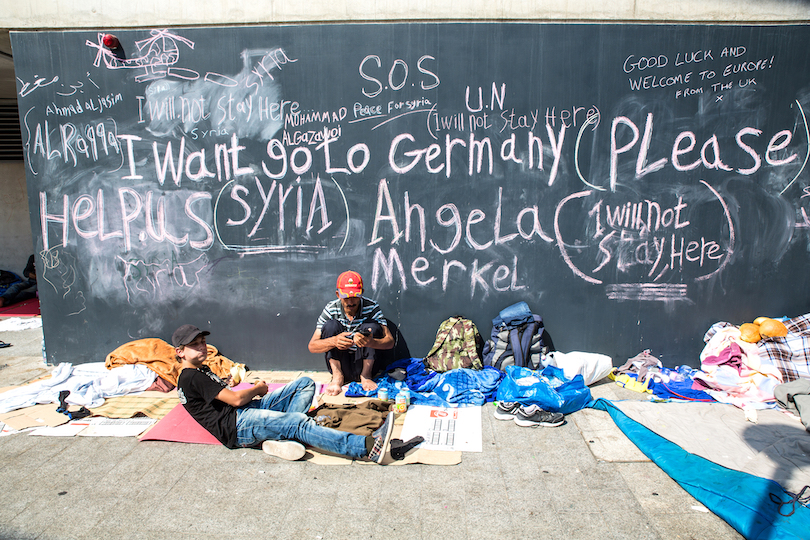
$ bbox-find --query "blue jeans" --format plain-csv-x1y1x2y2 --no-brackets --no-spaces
235,377,368,459
1,279,36,305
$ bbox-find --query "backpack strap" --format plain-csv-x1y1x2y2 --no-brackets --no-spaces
508,317,542,368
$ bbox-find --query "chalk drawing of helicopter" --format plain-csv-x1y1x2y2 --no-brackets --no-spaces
86,28,199,83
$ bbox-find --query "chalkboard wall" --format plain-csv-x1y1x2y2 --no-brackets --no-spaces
11,23,810,369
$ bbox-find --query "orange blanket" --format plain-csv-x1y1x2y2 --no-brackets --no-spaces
105,338,241,386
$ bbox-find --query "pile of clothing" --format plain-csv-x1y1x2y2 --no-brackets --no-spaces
609,313,810,415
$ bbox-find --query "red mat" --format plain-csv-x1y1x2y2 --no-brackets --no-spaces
139,403,222,445
0,298,40,317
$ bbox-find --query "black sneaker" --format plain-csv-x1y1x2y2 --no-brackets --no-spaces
513,405,565,427
493,401,521,420
368,411,395,464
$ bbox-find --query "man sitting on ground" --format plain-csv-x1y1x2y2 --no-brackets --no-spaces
173,324,396,462
308,271,395,396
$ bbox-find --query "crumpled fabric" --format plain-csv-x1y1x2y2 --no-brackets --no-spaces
608,371,652,394
615,349,662,383
694,324,783,409
774,379,810,431
345,357,503,407
0,317,43,332
646,366,715,402
0,362,157,413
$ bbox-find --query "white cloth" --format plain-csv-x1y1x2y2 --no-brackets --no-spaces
0,317,43,332
543,351,613,386
0,362,156,413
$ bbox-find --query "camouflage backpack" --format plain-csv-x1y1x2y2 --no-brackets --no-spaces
423,316,484,372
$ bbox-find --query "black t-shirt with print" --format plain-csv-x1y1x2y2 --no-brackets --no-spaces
177,365,237,448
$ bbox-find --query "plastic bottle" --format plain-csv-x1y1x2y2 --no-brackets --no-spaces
677,365,694,379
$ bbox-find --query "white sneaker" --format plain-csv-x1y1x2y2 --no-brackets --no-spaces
262,440,306,461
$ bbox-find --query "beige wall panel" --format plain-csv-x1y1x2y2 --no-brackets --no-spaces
2,0,808,28
0,161,33,273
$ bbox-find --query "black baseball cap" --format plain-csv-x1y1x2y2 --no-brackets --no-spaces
172,324,210,348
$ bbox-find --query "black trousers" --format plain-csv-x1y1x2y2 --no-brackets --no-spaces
320,319,385,381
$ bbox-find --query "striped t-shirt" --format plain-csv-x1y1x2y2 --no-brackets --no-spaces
316,296,387,333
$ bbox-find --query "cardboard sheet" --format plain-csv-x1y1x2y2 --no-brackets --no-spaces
305,419,462,466
0,403,68,430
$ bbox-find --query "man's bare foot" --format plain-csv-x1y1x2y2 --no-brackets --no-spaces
325,378,344,396
360,377,378,392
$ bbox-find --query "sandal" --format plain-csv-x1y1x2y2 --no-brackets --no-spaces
0,341,10,348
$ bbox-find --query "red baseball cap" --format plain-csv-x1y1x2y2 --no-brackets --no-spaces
337,271,363,298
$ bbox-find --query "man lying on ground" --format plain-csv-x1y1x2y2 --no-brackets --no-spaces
308,270,394,396
173,324,396,462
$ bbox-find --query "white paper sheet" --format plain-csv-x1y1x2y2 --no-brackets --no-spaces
78,417,155,437
0,421,17,436
400,405,482,452
29,420,91,437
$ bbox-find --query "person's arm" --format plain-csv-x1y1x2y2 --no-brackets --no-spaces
308,328,354,353
214,381,268,407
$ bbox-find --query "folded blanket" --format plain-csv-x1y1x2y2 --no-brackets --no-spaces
105,338,239,386
758,314,810,382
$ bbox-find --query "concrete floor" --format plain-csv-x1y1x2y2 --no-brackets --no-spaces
0,321,742,540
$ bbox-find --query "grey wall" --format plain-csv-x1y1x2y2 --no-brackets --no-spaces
0,161,32,274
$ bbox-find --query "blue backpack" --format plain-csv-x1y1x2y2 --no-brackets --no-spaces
482,301,546,371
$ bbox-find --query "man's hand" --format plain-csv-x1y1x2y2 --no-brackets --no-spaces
252,381,269,396
333,332,355,350
216,380,268,407
353,330,372,348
